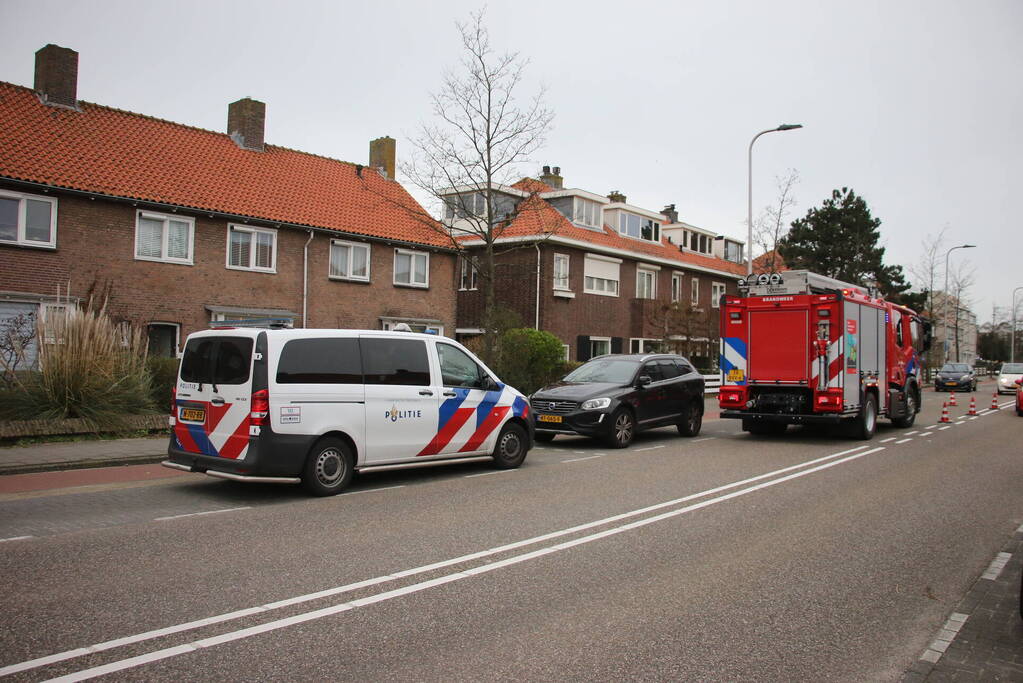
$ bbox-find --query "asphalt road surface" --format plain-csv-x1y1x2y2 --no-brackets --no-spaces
1,384,1019,681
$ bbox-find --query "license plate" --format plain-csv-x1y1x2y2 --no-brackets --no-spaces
538,414,562,423
180,407,205,422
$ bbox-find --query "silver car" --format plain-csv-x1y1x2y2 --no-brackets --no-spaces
998,363,1023,395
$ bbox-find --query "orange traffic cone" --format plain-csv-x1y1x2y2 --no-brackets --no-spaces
991,393,999,410
939,402,950,423
949,391,957,406
968,396,977,416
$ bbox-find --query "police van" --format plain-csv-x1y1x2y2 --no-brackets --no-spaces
163,328,533,495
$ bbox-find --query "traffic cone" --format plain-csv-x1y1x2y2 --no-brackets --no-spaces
991,393,999,410
949,391,957,406
939,402,950,423
968,396,977,416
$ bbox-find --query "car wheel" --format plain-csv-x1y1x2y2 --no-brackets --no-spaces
302,437,354,496
852,393,877,440
605,408,635,448
892,388,917,428
491,423,528,469
677,400,703,437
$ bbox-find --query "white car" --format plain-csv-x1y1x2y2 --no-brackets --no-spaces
997,363,1023,395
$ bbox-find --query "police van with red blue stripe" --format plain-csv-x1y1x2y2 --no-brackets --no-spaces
163,327,532,495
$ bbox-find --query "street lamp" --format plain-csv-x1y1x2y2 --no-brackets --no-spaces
941,244,976,363
748,124,803,276
1011,285,1023,363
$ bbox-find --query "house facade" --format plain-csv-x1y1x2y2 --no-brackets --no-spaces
449,167,746,369
0,45,456,363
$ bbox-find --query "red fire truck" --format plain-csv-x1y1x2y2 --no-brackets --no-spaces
718,271,932,439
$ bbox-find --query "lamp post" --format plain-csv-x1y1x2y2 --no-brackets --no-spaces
1011,285,1023,363
941,244,976,363
747,124,803,276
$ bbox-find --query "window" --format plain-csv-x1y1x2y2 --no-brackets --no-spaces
590,337,611,358
460,256,478,291
724,241,743,263
135,211,193,264
394,249,429,288
444,192,486,220
553,254,570,291
671,273,683,303
276,338,362,384
381,319,444,335
147,323,180,358
711,282,726,308
691,278,700,306
618,212,660,242
362,338,431,386
572,198,601,228
180,337,253,385
227,225,276,272
630,338,665,354
583,255,620,297
0,190,56,248
562,344,570,362
438,343,487,389
636,268,657,299
330,240,370,281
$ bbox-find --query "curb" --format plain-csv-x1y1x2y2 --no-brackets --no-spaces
0,454,167,476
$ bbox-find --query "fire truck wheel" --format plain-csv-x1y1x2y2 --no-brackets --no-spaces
677,400,703,437
852,394,878,440
491,423,528,469
891,389,917,428
302,437,354,496
605,408,635,448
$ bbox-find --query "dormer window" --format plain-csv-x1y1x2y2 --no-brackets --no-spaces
572,198,601,228
618,212,661,242
444,192,486,220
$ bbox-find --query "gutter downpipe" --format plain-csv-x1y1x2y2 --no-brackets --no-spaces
303,230,314,328
535,242,541,330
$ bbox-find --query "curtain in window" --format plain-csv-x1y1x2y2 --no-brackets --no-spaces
395,252,411,283
230,229,251,267
24,200,52,243
0,198,18,241
255,231,273,269
413,254,427,284
167,220,189,259
137,217,164,258
330,243,350,278
351,245,367,278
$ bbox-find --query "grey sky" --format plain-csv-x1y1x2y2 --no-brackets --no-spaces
1,0,1020,326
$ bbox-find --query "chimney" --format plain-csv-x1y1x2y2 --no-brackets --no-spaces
539,165,563,189
228,98,266,151
607,190,626,203
34,44,79,109
369,136,396,179
662,204,678,223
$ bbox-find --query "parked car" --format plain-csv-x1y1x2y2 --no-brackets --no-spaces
934,363,976,392
997,362,1023,395
530,354,705,448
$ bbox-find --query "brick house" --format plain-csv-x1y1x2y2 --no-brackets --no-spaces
448,167,747,368
0,44,455,363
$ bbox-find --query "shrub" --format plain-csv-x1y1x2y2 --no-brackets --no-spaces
147,356,181,412
0,307,154,430
494,328,568,396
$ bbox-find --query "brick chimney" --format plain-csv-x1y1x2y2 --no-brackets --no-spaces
607,190,627,203
34,44,79,109
539,165,563,189
369,136,396,179
662,204,678,223
228,98,266,151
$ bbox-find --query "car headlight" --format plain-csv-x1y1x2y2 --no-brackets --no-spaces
581,397,612,411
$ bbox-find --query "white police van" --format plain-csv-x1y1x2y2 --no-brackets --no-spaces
163,328,533,495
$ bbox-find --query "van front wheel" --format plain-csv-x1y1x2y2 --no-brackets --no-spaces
492,423,528,469
302,437,354,496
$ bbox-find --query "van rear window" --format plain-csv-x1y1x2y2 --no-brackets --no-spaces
276,338,362,384
362,338,431,386
181,337,253,385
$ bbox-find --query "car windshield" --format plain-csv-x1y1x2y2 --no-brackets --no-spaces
940,364,970,373
999,363,1023,373
563,358,640,384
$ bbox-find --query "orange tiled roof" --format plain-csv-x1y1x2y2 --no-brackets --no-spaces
511,177,553,193
474,195,746,276
0,82,449,248
753,249,787,273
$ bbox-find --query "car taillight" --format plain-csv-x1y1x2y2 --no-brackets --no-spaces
251,389,269,426
815,390,843,411
719,387,746,407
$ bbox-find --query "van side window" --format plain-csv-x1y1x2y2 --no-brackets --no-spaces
180,339,216,383
438,343,486,389
362,338,431,386
276,338,362,384
180,337,252,385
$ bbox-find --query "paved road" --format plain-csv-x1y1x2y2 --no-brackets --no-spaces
0,386,1019,681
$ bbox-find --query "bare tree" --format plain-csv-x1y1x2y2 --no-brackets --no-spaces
947,260,976,362
752,169,799,272
401,10,554,363
908,228,949,372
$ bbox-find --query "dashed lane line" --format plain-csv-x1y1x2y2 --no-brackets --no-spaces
153,507,251,522
562,455,603,463
0,535,34,543
341,485,406,494
895,438,913,445
880,437,897,443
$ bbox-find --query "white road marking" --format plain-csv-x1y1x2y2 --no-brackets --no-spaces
7,444,876,679
0,535,34,543
880,437,897,443
981,552,1012,580
464,471,515,478
938,426,951,431
895,438,913,444
562,455,603,463
925,425,939,430
968,416,979,420
153,507,251,522
634,445,665,452
692,437,717,443
905,431,920,436
340,485,406,495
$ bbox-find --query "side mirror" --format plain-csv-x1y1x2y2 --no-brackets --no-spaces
637,375,652,388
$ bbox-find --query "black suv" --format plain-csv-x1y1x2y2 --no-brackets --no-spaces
530,354,705,448
934,363,977,392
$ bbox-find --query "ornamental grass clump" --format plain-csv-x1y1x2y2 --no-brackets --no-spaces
0,306,154,429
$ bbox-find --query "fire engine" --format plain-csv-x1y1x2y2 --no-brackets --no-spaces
718,270,932,439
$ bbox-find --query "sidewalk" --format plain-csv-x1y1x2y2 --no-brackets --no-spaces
0,436,167,475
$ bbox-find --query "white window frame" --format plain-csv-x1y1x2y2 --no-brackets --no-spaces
712,282,727,308
135,210,194,265
572,198,601,228
39,302,73,345
459,255,478,291
381,318,444,336
553,253,571,291
590,337,611,358
0,189,57,249
671,273,683,303
394,248,430,288
329,239,371,282
636,268,657,300
618,212,661,242
562,344,570,362
691,277,700,306
226,224,277,273
583,254,620,297
630,338,663,354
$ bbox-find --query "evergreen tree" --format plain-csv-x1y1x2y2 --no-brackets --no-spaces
779,187,912,302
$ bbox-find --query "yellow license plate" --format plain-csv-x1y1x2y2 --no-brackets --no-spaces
180,407,205,422
727,369,745,382
538,414,563,423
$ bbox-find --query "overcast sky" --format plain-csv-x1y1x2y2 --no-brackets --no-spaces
1,0,1019,324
